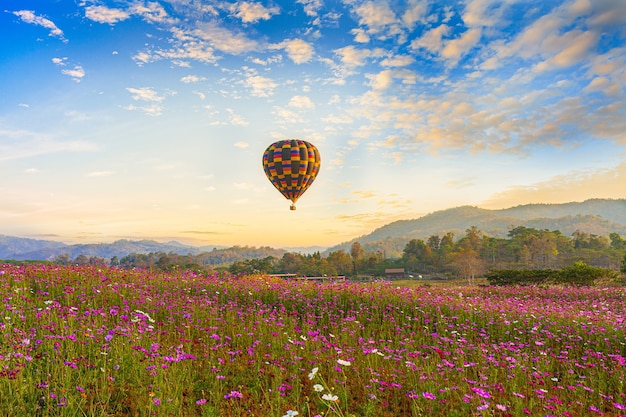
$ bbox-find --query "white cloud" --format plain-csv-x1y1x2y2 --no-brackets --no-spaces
193,22,259,55
227,109,249,126
234,142,249,148
61,66,86,82
130,2,175,25
380,54,414,67
52,56,84,81
271,107,306,124
353,1,400,38
228,2,280,23
483,0,608,72
441,28,482,65
125,88,166,116
462,0,502,28
297,0,323,17
13,10,66,41
126,87,164,102
180,75,206,83
334,45,373,68
274,38,315,64
534,30,599,72
289,95,315,109
323,114,353,124
367,70,394,90
245,75,277,97
124,104,163,116
250,55,283,66
402,0,428,28
410,25,450,54
84,5,130,24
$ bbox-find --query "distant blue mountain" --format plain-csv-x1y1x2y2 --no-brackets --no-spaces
0,237,215,261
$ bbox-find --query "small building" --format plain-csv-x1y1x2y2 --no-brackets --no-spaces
385,268,406,280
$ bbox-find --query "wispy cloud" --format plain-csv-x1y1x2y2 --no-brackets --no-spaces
125,87,166,116
244,74,277,97
12,10,66,41
62,66,85,82
289,95,315,109
51,57,85,81
84,5,130,24
272,38,315,64
0,131,98,161
227,2,280,23
227,109,249,126
180,75,206,83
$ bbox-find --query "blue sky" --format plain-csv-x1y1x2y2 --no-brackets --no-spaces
1,0,625,248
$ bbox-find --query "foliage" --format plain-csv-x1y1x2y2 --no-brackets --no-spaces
558,261,619,286
486,261,618,286
326,199,626,253
42,225,626,282
1,265,625,417
485,269,560,286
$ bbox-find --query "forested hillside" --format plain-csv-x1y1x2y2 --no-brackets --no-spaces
328,199,626,256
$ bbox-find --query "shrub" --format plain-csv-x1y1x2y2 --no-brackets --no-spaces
558,261,618,286
485,269,559,286
487,262,619,286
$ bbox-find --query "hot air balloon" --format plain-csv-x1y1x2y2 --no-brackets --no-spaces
262,139,321,210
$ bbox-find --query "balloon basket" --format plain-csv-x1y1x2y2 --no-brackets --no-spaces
290,204,296,211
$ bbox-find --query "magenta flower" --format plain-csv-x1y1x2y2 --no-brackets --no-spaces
224,391,243,399
422,391,436,400
477,403,489,411
471,387,491,399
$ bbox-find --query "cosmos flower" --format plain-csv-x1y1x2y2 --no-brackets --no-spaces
322,393,339,402
422,391,436,400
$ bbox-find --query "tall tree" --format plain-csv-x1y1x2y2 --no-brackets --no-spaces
451,248,486,285
350,241,365,276
327,250,353,276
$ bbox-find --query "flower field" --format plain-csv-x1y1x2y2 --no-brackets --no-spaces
1,265,625,416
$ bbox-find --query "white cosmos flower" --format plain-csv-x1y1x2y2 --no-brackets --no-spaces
322,393,338,402
313,384,324,392
337,359,351,366
308,367,318,380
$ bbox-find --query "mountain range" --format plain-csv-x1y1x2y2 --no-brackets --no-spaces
326,198,626,254
1,198,625,261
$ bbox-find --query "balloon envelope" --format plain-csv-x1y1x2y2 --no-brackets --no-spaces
262,139,321,210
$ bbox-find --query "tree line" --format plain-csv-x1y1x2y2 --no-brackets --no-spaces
51,226,626,283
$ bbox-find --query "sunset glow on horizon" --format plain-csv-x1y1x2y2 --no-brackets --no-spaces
1,0,625,248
